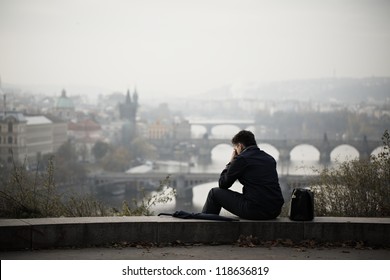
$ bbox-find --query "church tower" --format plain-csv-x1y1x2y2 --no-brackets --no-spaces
54,89,75,121
119,88,139,147
119,88,138,124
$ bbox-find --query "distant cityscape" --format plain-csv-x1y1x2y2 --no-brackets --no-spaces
0,77,389,171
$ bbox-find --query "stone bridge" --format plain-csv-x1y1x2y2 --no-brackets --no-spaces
151,134,383,165
189,119,255,135
196,134,382,164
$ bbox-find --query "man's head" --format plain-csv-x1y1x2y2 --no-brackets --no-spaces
231,130,257,150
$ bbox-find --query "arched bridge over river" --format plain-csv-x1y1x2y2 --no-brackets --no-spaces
186,120,382,163
152,134,382,165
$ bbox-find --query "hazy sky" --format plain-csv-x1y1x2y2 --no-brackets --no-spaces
0,0,389,97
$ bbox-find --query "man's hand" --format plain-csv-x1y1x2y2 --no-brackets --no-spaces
230,149,238,162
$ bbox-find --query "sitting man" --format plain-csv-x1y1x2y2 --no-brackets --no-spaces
202,130,284,220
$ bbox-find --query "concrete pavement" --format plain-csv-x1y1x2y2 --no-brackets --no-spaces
1,243,389,260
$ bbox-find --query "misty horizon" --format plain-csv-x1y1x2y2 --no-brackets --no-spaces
1,75,389,104
1,0,390,99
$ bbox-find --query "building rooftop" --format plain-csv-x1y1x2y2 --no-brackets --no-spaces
68,119,101,131
25,116,52,125
0,111,27,123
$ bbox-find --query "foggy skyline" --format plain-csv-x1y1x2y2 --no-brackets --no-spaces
1,0,390,99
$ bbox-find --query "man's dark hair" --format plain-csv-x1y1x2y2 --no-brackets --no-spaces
231,130,257,147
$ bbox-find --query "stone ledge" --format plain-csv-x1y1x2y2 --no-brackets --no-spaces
0,217,389,250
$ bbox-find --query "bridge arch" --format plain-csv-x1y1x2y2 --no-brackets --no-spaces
211,143,231,155
290,144,321,162
209,143,233,166
188,120,255,139
330,144,359,162
371,145,385,157
211,124,241,138
191,125,207,138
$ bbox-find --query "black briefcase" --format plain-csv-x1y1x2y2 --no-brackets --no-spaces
289,188,314,221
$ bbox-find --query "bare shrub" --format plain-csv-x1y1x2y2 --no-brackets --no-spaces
119,175,176,216
0,156,65,218
312,130,390,217
0,159,175,218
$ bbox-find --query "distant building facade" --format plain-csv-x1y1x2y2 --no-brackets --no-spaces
0,111,68,166
68,118,103,162
45,115,68,152
148,120,172,140
147,119,191,140
24,116,54,163
173,119,191,140
0,112,27,164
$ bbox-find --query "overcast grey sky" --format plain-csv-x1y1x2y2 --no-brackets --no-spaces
0,0,389,97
